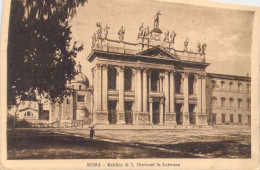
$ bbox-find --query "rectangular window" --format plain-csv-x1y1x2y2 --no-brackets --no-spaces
238,114,242,124
222,114,225,124
230,114,234,123
77,95,85,102
79,85,82,90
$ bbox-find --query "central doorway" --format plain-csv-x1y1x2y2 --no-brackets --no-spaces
152,102,160,124
125,101,133,124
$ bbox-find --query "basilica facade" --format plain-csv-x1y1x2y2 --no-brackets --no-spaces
85,13,250,126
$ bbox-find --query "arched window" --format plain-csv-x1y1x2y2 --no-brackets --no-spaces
66,99,70,104
221,81,225,90
229,82,233,91
221,97,226,107
229,98,234,108
238,82,242,91
238,98,243,108
212,97,217,106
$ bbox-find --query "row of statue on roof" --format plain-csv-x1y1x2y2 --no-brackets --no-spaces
184,37,207,54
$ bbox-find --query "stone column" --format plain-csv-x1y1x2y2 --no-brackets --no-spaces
136,67,142,113
201,74,207,125
117,66,126,124
196,74,202,116
148,72,151,93
167,70,177,125
159,98,164,124
149,98,153,124
160,76,163,92
164,70,170,114
96,64,102,111
102,64,108,113
183,72,190,125
131,69,135,91
143,68,148,113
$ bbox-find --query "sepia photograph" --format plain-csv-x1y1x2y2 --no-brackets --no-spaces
1,0,260,169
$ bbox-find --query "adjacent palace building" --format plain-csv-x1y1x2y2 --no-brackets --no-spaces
12,12,251,127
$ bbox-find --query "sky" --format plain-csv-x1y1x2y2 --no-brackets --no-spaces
70,0,255,84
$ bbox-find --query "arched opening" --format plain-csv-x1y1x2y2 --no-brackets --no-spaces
124,68,132,91
108,67,117,90
175,72,182,94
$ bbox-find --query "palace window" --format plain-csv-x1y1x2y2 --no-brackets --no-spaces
238,82,242,91
247,84,251,92
229,82,233,91
238,114,242,124
66,99,70,104
221,114,226,124
247,99,251,109
77,95,85,102
221,81,225,90
212,97,217,106
221,97,226,107
230,114,234,123
238,98,242,108
79,85,82,90
229,98,234,108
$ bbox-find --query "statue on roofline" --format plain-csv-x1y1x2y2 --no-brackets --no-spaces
164,30,170,42
170,31,176,44
197,42,202,53
118,26,125,41
103,25,110,39
154,10,161,28
202,43,207,54
184,37,189,52
96,22,102,39
91,33,97,49
144,26,150,38
138,23,144,38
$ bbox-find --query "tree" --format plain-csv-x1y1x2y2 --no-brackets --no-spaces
7,0,87,128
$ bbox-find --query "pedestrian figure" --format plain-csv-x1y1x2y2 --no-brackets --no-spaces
90,126,95,139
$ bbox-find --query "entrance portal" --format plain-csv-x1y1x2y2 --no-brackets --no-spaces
125,101,133,124
108,100,117,124
152,102,160,124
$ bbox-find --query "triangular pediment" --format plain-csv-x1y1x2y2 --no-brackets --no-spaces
137,46,180,61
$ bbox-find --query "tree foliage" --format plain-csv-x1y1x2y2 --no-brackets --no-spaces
8,0,87,108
